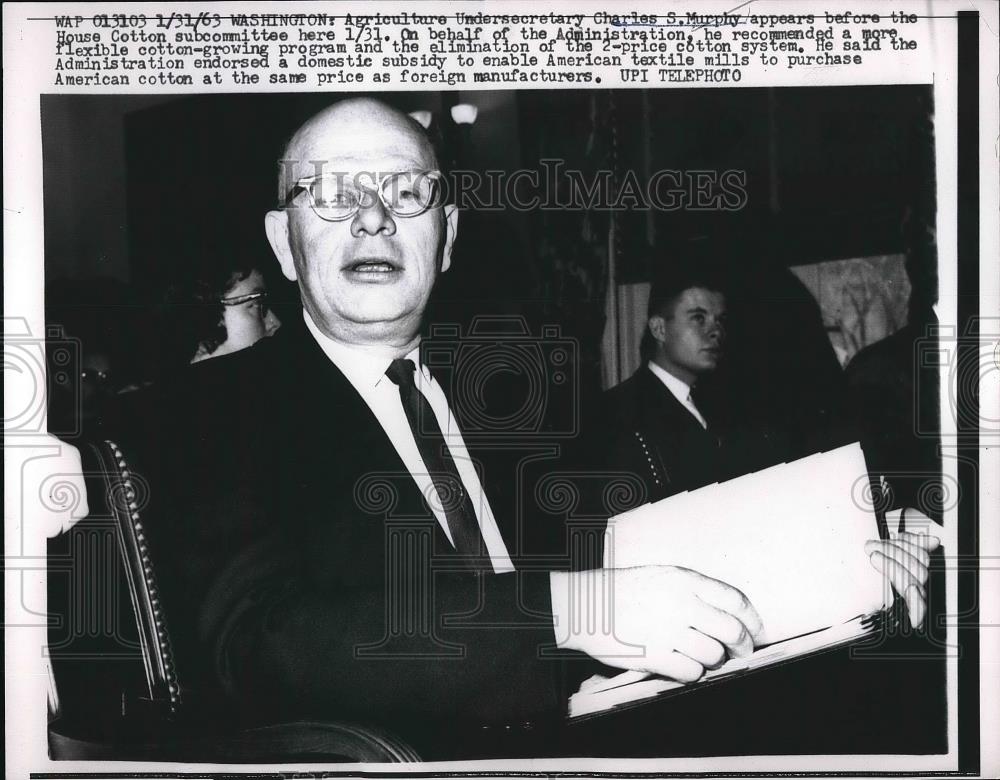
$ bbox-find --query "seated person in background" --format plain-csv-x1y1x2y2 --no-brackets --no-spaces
190,266,282,363
600,264,728,502
595,263,782,506
161,264,281,367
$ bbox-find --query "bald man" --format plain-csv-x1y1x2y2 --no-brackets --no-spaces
103,99,936,748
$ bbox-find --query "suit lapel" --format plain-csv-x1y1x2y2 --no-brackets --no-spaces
638,367,712,439
269,326,456,555
637,366,723,492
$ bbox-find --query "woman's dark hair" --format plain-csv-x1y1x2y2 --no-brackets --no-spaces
160,264,258,366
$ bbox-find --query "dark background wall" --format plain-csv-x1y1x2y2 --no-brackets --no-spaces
42,86,936,450
41,96,177,283
42,87,934,291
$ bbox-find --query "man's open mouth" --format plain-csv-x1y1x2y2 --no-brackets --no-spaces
345,259,401,275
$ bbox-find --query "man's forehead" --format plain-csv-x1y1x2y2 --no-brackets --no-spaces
678,286,726,310
286,111,434,173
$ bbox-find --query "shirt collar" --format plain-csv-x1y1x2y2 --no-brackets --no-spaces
646,360,695,405
303,309,420,394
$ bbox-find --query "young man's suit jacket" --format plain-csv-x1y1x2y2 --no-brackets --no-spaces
597,365,729,505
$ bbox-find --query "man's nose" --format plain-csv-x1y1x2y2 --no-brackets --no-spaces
707,320,725,343
350,192,396,237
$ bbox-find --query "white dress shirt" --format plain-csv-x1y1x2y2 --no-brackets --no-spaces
304,311,515,573
646,360,708,429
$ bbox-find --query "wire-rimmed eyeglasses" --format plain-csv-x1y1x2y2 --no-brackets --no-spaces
280,170,444,222
221,291,267,307
220,291,273,322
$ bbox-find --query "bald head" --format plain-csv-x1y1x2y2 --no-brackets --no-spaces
264,96,458,351
279,98,438,195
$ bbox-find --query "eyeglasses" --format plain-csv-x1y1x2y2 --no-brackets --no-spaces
221,291,267,307
281,170,444,222
221,291,271,320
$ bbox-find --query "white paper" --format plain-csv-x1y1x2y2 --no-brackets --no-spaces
604,443,887,645
570,614,878,718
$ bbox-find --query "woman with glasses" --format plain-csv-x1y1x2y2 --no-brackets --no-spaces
188,266,282,363
159,264,282,368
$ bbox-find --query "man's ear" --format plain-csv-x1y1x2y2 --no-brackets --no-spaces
264,210,297,282
648,315,666,343
440,204,458,273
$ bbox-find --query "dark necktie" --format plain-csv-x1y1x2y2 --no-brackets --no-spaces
689,384,714,434
385,358,486,559
689,383,723,454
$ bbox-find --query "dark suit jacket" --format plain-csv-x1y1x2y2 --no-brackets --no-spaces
591,366,794,509
596,366,728,506
108,323,566,732
844,324,943,522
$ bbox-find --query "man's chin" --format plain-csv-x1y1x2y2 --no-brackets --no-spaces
335,301,421,329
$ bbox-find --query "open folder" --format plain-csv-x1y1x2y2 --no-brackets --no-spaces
569,442,890,720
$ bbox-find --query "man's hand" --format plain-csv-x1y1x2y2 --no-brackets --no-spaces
551,566,763,682
865,510,941,628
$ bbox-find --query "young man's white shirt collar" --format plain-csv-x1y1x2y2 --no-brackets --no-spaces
646,360,708,429
303,310,515,573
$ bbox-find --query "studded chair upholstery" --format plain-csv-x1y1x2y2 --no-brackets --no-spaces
47,438,420,763
94,439,182,712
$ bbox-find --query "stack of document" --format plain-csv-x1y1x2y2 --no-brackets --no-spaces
569,612,891,719
570,442,889,719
